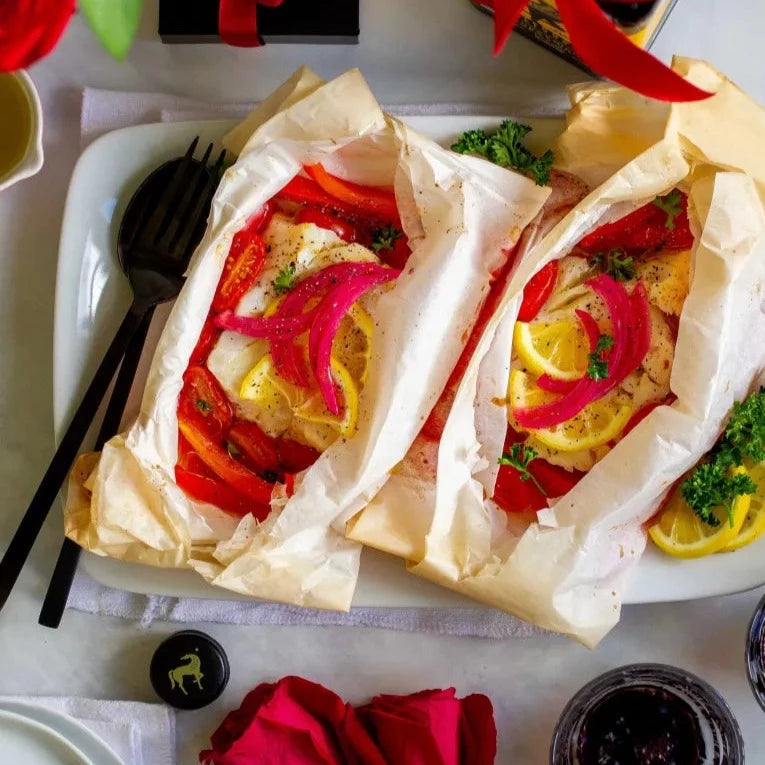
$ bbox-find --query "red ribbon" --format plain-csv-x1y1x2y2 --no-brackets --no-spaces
491,0,713,102
218,0,284,48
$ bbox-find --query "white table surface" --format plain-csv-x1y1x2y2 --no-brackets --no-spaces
2,1,765,762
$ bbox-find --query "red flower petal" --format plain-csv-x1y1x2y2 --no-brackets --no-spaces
555,0,712,102
358,688,462,765
0,0,75,71
459,693,497,765
489,0,532,56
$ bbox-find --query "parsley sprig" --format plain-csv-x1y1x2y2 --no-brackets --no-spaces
273,262,297,293
651,189,683,230
498,444,546,495
371,224,401,253
452,120,554,186
590,248,635,282
681,388,765,527
586,334,615,381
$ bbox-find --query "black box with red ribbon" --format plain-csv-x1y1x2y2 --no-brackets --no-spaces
159,0,360,44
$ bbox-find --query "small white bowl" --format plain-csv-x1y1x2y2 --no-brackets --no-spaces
0,70,44,193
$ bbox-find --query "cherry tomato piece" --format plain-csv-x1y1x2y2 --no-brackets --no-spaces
212,226,268,313
178,366,233,438
277,438,321,473
227,420,281,475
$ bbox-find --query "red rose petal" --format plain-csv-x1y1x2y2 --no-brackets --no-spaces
460,694,497,765
0,0,75,71
555,0,712,102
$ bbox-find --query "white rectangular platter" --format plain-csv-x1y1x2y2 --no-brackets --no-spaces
54,116,765,607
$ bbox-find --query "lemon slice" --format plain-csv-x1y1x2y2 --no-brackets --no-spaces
239,354,360,451
333,304,374,384
722,460,765,552
648,466,751,558
261,295,373,384
239,353,305,416
513,319,590,381
293,357,359,439
508,370,632,452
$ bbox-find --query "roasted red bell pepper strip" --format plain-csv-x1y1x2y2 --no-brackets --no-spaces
493,454,584,513
175,465,268,519
189,315,220,366
493,462,541,514
178,366,233,438
517,260,558,322
576,192,693,255
375,233,411,270
178,410,274,505
294,205,359,242
276,176,367,220
277,438,321,473
284,473,296,497
529,458,584,498
177,434,216,478
305,164,400,221
621,395,676,438
212,217,270,312
492,429,584,513
227,420,281,475
575,203,659,254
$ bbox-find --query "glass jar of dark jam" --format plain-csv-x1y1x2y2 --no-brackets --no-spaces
550,664,744,765
746,591,765,712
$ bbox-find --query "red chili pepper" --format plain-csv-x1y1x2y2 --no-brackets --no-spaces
175,465,269,519
178,410,274,505
517,260,558,322
277,438,321,473
212,220,270,313
294,206,359,242
304,164,400,221
189,315,220,366
227,420,281,475
178,366,234,438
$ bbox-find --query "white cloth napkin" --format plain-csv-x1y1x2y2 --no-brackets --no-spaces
67,87,545,639
1,695,175,765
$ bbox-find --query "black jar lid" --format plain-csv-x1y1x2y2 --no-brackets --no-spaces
150,630,230,710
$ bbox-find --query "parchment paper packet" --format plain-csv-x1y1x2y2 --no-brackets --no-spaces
64,67,549,609
348,57,765,645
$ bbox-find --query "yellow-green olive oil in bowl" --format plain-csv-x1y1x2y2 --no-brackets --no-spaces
0,73,33,182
